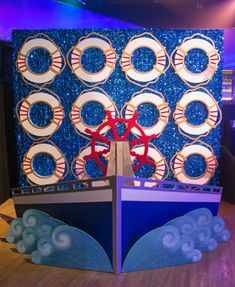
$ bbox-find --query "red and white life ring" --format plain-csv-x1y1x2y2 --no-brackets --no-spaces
70,88,117,137
68,32,117,86
131,145,167,186
120,32,169,86
73,144,109,180
16,34,64,84
124,88,170,137
17,91,64,138
172,144,217,185
22,143,67,185
172,33,220,87
174,89,220,137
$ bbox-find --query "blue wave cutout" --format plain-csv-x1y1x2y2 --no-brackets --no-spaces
122,208,230,272
6,209,112,272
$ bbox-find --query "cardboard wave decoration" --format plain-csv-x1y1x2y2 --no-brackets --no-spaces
6,209,112,272
122,208,230,272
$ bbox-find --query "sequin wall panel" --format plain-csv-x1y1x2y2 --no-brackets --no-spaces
13,29,223,187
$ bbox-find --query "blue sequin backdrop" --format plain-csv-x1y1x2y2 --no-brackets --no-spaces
12,29,223,187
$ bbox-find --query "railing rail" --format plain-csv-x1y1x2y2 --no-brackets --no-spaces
11,176,116,196
11,176,222,197
117,176,223,194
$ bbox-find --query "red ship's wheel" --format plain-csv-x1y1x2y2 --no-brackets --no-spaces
83,111,157,175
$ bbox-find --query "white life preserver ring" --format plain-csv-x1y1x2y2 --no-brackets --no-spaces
73,144,109,180
131,145,167,186
120,32,169,86
172,144,217,185
70,88,117,137
172,33,220,87
16,34,64,84
17,91,64,139
22,143,67,185
174,89,220,137
124,88,170,137
68,32,117,86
